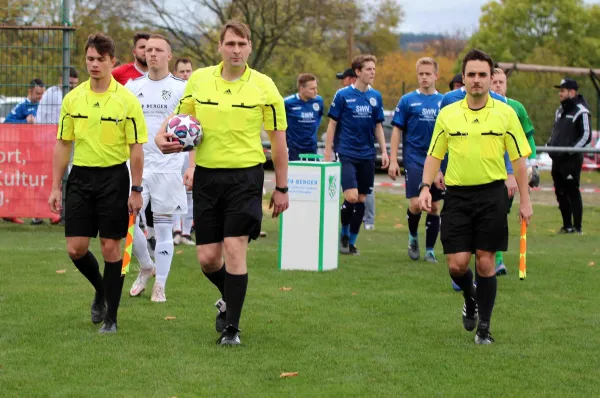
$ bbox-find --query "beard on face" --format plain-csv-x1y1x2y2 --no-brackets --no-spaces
136,55,147,67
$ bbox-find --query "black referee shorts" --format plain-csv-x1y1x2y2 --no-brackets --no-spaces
440,180,509,254
192,164,264,245
65,163,130,240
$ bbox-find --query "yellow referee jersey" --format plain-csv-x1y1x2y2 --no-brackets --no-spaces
176,62,287,169
428,96,531,186
57,78,148,167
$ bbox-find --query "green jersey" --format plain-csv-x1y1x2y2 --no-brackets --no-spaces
507,97,536,158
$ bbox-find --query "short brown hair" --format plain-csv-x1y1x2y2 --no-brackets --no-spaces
174,58,192,70
416,57,438,73
351,54,377,74
133,32,150,47
493,67,505,76
297,73,317,89
148,33,172,48
220,20,251,42
85,33,115,58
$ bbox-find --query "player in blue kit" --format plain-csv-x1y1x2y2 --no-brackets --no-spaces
324,54,389,255
284,73,324,160
440,79,518,290
388,57,444,263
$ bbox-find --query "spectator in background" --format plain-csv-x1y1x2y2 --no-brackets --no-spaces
35,68,79,124
2,78,45,224
547,78,591,235
336,68,356,87
4,78,45,124
448,73,464,91
173,58,193,81
111,32,150,85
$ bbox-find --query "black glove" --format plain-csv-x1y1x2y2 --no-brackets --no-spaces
529,166,540,188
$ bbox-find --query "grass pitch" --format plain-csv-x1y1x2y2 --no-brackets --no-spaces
1,192,599,397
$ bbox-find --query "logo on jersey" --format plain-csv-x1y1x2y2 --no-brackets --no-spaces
472,118,480,124
313,103,320,112
162,90,172,101
92,102,100,108
410,102,422,107
369,97,377,107
225,89,232,95
137,92,144,98
292,106,301,110
355,105,371,114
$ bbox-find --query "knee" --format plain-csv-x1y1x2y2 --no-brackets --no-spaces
197,247,222,272
409,199,421,213
344,191,359,203
475,253,495,276
67,245,88,260
448,262,468,276
430,201,441,215
100,240,121,260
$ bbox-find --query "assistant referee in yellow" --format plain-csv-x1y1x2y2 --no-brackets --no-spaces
418,49,532,345
156,20,289,345
48,33,147,334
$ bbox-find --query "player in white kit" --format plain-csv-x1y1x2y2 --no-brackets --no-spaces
125,34,187,302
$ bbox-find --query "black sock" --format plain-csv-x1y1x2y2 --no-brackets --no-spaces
103,260,124,324
340,200,355,229
425,214,440,250
475,273,497,331
224,272,248,330
72,251,104,301
202,264,226,298
350,202,365,234
407,209,421,238
450,268,475,300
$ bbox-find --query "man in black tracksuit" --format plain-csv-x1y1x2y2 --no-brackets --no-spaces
547,78,591,234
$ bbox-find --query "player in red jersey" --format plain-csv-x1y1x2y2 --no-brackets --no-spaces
111,32,150,85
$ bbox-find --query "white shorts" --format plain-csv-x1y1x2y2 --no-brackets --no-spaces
142,172,187,214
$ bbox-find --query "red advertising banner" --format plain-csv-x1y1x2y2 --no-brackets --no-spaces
0,125,57,218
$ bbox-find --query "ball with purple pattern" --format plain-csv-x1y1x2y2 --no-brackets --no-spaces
166,114,202,151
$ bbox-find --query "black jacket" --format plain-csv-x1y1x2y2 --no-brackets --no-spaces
547,95,591,159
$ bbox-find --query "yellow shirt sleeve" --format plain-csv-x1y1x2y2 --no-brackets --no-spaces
505,107,531,161
175,77,196,116
262,79,287,131
126,98,148,144
56,98,74,141
428,113,448,160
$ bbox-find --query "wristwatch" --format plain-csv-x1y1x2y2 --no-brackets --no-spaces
418,182,431,192
131,185,143,193
275,186,289,194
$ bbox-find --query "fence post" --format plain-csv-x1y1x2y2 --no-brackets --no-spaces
61,0,72,221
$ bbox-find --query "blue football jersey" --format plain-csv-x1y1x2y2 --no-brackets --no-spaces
327,85,385,160
439,87,513,174
284,94,324,151
392,89,443,168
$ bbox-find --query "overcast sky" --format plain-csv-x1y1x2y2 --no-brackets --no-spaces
400,0,600,34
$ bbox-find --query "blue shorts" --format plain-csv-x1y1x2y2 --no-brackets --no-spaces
339,155,375,195
288,147,317,161
405,164,445,201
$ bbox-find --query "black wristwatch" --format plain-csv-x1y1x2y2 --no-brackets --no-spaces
131,185,143,193
418,182,431,192
275,186,288,194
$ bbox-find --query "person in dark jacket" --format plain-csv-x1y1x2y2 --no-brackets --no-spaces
547,78,591,234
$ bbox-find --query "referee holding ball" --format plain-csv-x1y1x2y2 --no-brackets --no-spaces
418,49,532,345
156,20,289,345
49,33,147,334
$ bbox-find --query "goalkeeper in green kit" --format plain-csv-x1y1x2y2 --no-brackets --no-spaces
491,68,538,275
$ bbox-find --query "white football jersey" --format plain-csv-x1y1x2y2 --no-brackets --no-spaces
125,74,187,173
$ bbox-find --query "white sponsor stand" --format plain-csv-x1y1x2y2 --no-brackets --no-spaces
278,154,341,271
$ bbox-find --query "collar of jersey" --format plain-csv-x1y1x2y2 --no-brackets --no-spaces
460,94,494,109
350,84,372,94
83,76,118,93
213,62,251,82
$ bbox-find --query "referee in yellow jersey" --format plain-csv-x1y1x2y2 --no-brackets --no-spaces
418,49,532,345
156,20,289,345
48,33,147,334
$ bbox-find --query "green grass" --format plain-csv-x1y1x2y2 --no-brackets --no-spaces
1,193,600,397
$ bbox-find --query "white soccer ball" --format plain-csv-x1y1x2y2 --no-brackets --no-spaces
167,114,202,152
